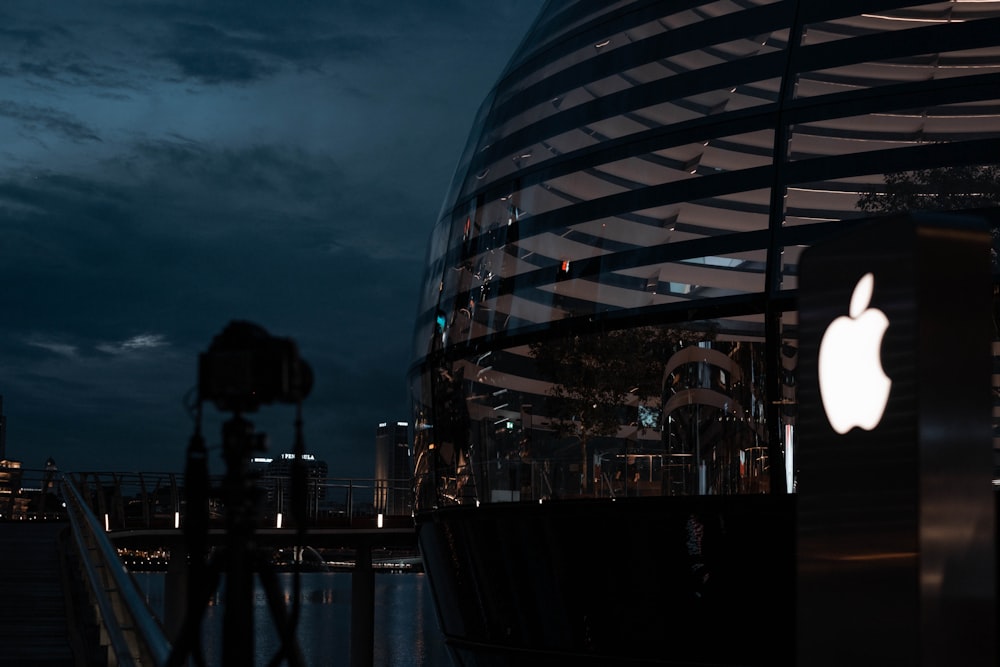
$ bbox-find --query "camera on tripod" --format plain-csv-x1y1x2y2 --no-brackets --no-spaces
198,320,313,413
171,320,314,667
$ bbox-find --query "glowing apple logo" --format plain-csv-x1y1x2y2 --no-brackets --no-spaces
817,272,891,434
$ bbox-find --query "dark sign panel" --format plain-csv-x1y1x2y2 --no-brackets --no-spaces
796,211,995,665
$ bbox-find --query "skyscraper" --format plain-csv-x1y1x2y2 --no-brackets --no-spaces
374,421,411,517
264,452,329,521
0,395,7,461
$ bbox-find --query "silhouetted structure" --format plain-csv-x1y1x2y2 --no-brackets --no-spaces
168,320,313,667
266,451,329,520
0,395,7,460
374,421,411,517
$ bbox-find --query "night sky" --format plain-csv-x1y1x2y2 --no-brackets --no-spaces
0,1,541,477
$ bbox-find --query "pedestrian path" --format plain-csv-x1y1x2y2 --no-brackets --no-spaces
0,521,80,666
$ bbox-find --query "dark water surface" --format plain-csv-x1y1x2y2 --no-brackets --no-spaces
133,571,452,666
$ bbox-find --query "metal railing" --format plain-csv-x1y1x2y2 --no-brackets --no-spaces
68,471,415,531
62,477,171,667
414,448,776,510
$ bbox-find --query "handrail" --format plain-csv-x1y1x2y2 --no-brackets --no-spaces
69,471,416,531
62,477,172,667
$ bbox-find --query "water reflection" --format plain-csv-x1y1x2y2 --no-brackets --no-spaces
132,571,450,667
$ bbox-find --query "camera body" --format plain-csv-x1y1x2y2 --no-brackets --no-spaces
198,320,313,413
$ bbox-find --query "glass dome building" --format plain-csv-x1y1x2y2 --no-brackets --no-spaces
409,2,1000,664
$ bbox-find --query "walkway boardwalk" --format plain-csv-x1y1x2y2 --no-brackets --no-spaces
0,521,80,666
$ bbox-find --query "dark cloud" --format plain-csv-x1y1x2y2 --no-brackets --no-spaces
0,10,134,89
0,134,423,458
14,55,137,90
167,17,378,65
0,19,67,52
143,8,386,84
0,0,543,476
126,138,344,211
0,27,47,50
166,49,277,84
0,100,102,142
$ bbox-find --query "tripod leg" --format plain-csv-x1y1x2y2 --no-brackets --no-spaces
165,552,224,667
257,557,307,667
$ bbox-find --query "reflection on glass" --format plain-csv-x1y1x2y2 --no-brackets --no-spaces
411,0,1000,512
660,340,771,495
412,321,793,507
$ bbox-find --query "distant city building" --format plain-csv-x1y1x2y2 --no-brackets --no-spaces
0,458,25,519
261,452,328,520
0,395,7,460
374,421,411,516
248,456,273,476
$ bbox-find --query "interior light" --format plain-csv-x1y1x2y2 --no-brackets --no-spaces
785,423,795,493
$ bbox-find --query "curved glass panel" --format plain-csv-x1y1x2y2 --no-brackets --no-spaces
412,321,786,508
410,0,1000,511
